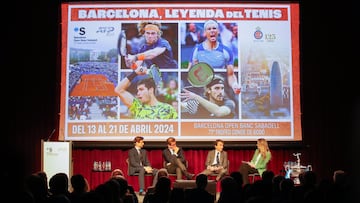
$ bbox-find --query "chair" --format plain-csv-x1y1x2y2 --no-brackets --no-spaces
163,160,188,177
248,172,261,183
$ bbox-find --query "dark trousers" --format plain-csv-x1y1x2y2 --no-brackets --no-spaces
166,158,188,179
134,166,158,190
239,162,258,185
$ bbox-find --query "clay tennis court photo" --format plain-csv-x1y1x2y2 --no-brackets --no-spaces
67,62,118,120
70,74,117,97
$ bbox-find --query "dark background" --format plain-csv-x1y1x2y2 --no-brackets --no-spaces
4,0,359,197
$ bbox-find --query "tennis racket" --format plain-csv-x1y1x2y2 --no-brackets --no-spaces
147,64,162,88
182,62,214,114
182,98,199,115
186,62,214,87
117,30,138,70
117,30,128,57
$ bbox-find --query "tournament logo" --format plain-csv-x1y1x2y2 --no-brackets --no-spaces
253,26,263,40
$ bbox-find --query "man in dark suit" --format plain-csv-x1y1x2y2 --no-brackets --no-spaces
163,137,194,180
128,136,158,195
200,139,228,181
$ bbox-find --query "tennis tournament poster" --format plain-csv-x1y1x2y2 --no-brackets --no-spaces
59,2,301,142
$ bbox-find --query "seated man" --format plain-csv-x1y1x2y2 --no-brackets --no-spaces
162,137,194,180
200,139,228,181
128,136,158,195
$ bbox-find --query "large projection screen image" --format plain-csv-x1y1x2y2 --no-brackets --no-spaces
59,2,301,142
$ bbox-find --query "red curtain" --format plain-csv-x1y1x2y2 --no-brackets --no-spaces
72,148,310,191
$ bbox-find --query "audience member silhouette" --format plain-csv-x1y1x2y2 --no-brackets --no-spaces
24,173,49,203
95,178,122,203
19,165,356,203
48,172,71,203
110,168,139,203
291,170,317,203
217,176,241,203
271,174,286,202
230,171,244,203
113,177,136,203
111,169,125,179
147,168,169,194
279,178,295,202
69,174,89,203
260,170,275,200
169,188,185,203
143,176,172,203
327,170,351,203
184,174,214,203
35,171,50,195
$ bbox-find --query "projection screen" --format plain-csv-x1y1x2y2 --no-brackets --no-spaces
58,1,301,142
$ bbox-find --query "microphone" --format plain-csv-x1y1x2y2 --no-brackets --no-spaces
46,129,56,141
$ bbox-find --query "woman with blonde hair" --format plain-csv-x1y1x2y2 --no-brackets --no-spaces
238,138,272,185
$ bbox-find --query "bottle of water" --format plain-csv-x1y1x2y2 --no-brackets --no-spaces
93,161,98,171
